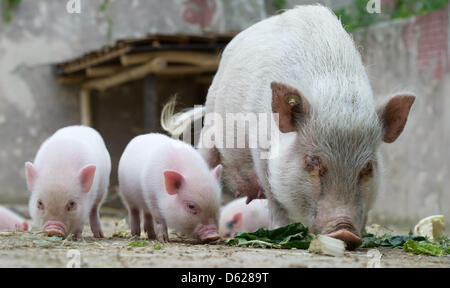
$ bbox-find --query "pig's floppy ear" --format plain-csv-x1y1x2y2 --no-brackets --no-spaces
78,164,96,193
271,81,310,133
25,162,38,191
211,164,222,181
164,170,184,195
232,212,242,227
377,94,415,143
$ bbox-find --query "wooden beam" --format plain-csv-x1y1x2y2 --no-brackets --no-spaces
80,89,92,127
154,65,218,76
60,45,131,74
86,65,123,78
144,75,159,133
195,75,214,85
58,75,85,85
121,51,219,67
82,58,167,91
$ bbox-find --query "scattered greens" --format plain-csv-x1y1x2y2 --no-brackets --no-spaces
361,233,426,248
112,231,130,238
153,243,164,250
227,223,314,249
128,240,150,247
32,236,64,248
362,232,450,257
403,239,446,257
228,223,449,257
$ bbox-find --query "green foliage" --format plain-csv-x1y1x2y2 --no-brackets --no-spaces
403,239,446,256
361,233,426,248
153,243,164,250
98,0,113,44
362,232,450,257
227,222,315,249
1,0,21,24
436,235,450,253
227,221,450,256
334,0,449,31
112,230,130,238
272,0,286,11
128,240,150,247
99,0,110,13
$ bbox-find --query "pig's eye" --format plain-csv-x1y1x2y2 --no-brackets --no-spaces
184,202,199,215
360,161,374,178
304,155,327,176
66,200,77,211
37,200,44,210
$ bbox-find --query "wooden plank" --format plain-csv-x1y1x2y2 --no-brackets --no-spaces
144,75,159,133
121,51,219,67
82,58,167,91
195,75,214,85
80,89,92,126
59,45,131,74
58,75,85,85
86,65,123,78
154,65,218,76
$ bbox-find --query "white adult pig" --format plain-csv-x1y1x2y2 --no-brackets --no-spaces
25,126,111,239
219,197,269,238
162,6,415,250
0,206,29,232
118,133,222,242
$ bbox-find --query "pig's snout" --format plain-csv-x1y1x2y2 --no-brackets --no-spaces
327,229,362,251
195,223,220,242
43,221,67,237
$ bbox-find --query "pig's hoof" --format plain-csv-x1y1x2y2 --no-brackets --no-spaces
201,234,221,243
93,230,104,238
146,232,156,240
156,233,169,243
71,234,81,241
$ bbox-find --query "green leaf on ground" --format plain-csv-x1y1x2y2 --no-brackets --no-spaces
227,222,314,249
128,240,149,247
403,239,446,257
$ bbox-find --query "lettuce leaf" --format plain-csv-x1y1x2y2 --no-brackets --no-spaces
227,222,314,249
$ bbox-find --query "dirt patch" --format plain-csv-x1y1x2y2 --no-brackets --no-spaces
0,216,449,268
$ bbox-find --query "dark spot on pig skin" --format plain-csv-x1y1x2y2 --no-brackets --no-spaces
226,220,234,230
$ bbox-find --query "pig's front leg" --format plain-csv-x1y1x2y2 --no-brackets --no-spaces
89,205,104,238
153,216,169,242
268,198,290,229
71,227,83,241
143,212,156,239
129,207,141,237
146,197,168,242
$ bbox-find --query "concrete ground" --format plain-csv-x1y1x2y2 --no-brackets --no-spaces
0,212,449,268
